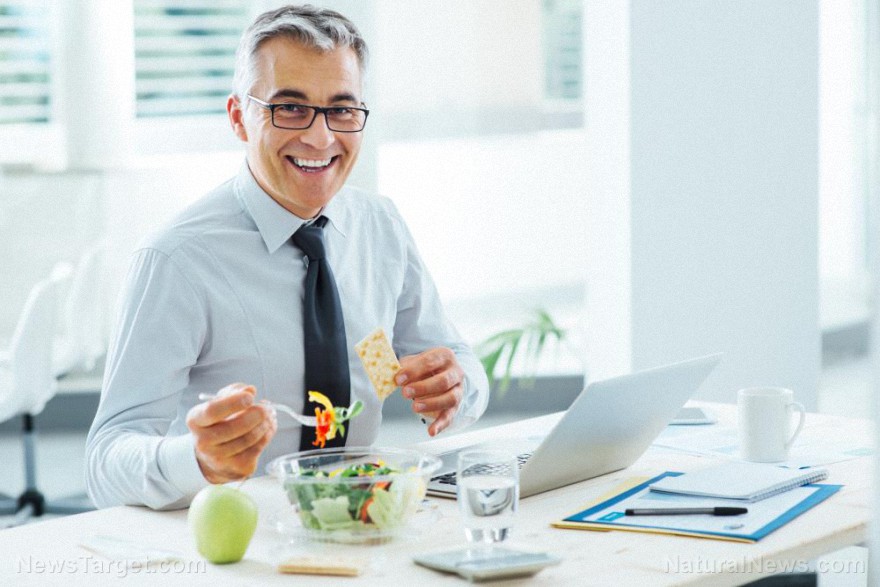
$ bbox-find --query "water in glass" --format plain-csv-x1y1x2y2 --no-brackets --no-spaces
457,450,519,544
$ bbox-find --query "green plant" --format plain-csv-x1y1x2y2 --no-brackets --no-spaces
477,309,566,396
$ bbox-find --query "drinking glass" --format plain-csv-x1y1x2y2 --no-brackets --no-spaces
456,449,519,545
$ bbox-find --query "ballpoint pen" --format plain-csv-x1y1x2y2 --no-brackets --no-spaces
624,507,748,516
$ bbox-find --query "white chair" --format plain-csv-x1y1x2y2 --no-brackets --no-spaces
0,262,95,527
53,242,107,376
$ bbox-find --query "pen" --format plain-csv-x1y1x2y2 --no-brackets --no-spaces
624,507,748,516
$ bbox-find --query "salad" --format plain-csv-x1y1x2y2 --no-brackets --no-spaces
284,460,427,534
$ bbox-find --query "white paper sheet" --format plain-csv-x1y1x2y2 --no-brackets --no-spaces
652,424,873,469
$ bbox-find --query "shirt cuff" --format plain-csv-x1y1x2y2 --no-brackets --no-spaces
445,412,476,434
157,433,210,500
445,372,488,434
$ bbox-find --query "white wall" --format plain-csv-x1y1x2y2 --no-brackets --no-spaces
380,131,587,302
585,0,821,409
378,130,589,374
819,0,865,285
865,0,880,578
582,0,633,380
818,0,870,331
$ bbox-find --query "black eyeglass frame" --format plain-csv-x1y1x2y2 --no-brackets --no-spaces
246,94,370,133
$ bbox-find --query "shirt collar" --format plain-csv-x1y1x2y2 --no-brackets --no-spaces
234,160,347,254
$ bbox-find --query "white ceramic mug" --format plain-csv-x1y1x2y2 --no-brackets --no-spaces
737,387,806,463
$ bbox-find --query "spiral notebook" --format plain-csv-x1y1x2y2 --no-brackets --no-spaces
648,462,829,502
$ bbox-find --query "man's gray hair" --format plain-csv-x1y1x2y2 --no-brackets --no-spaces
233,4,368,98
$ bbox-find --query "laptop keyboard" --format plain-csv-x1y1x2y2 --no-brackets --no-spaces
431,453,532,487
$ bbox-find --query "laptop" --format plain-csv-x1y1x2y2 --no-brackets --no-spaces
427,353,722,499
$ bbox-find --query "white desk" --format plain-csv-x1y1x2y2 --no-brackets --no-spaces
0,404,872,586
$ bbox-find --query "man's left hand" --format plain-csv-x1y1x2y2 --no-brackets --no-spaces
396,347,464,436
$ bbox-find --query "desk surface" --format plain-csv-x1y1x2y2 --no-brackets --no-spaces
0,403,872,586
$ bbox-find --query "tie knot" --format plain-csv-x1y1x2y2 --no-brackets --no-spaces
292,217,328,260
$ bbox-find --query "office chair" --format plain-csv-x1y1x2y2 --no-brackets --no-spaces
53,242,107,376
0,262,95,528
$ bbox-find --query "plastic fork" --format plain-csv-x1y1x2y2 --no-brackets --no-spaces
197,392,318,427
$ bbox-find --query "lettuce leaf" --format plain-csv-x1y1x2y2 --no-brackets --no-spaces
310,496,358,530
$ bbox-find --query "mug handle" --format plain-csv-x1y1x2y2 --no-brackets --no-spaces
784,401,806,451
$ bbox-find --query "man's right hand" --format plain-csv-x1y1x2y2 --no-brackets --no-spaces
186,383,277,484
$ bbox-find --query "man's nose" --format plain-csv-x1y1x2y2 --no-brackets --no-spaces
299,113,335,149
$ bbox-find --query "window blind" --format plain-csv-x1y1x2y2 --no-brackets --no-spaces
134,0,249,118
542,0,583,101
0,0,51,124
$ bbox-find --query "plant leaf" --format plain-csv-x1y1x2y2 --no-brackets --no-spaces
479,345,506,390
477,328,523,354
498,334,522,396
475,307,568,399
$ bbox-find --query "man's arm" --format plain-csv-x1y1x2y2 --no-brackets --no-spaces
85,248,208,509
388,209,489,435
84,247,275,510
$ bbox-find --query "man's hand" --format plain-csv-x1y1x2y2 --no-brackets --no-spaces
186,383,277,484
396,348,464,437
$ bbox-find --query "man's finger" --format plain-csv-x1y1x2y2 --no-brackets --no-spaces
217,382,257,399
404,368,462,400
228,443,268,478
187,385,255,427
396,348,455,385
213,415,275,458
428,408,455,437
192,404,276,483
200,446,262,483
195,405,269,447
412,383,463,414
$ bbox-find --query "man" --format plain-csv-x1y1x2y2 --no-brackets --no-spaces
85,5,488,510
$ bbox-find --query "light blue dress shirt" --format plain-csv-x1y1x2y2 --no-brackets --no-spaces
85,162,489,510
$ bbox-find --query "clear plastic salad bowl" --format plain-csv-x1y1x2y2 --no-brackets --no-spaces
267,447,442,543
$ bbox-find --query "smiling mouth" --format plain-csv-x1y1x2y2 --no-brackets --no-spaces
287,156,337,173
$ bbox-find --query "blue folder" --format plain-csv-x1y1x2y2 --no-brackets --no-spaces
553,471,842,543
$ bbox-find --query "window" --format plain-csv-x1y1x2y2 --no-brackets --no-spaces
0,0,52,124
134,0,249,118
542,0,583,102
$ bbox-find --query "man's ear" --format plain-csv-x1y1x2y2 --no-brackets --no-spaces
227,94,248,142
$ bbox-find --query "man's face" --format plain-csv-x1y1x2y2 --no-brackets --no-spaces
228,37,364,218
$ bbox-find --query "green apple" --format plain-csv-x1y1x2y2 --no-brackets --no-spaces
188,484,259,564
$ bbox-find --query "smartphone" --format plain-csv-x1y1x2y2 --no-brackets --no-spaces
670,406,716,425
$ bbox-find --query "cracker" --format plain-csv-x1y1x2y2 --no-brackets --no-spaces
277,555,364,577
355,328,401,400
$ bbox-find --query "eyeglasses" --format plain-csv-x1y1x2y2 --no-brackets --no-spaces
246,94,369,132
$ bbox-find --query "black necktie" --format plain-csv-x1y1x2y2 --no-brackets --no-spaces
292,216,350,450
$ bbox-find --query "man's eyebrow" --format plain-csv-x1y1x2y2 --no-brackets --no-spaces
268,89,359,104
328,92,359,104
268,89,308,101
